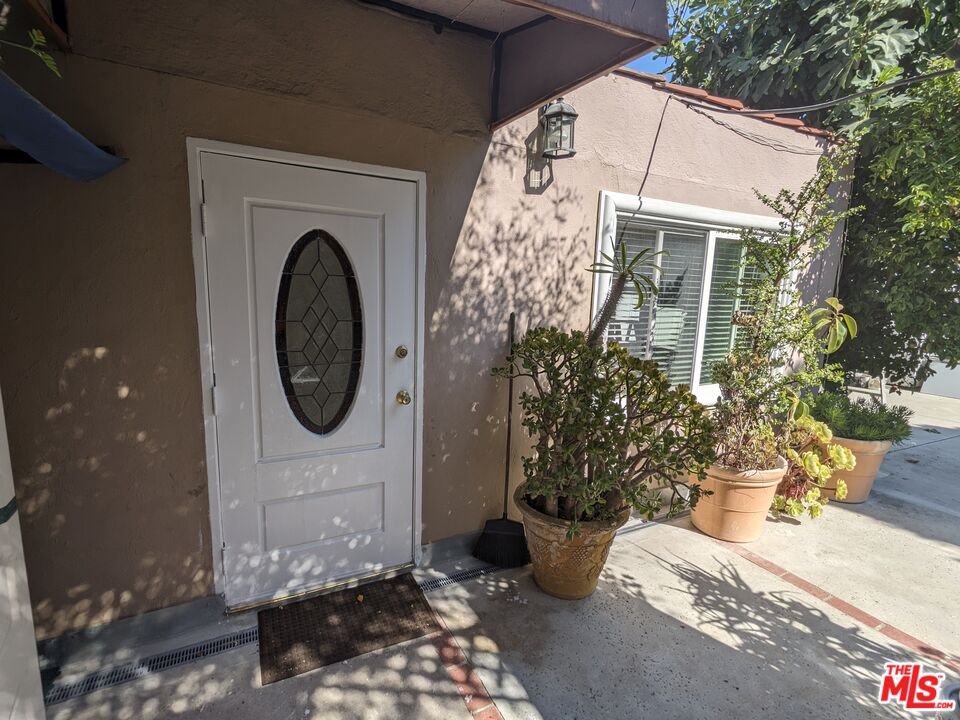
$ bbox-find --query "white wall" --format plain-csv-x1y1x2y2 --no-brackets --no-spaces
0,385,44,720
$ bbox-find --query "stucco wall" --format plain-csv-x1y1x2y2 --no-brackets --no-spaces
431,73,842,533
0,0,493,638
0,3,838,638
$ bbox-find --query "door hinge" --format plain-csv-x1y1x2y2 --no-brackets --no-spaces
200,203,209,237
210,372,217,415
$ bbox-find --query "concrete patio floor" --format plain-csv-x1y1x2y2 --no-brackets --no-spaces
46,392,960,719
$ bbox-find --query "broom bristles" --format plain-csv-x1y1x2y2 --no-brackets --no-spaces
473,517,530,568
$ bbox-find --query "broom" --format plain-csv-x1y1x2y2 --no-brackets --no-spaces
473,312,530,568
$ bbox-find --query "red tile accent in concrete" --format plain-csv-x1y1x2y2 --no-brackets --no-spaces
472,705,505,720
716,539,960,674
720,542,787,577
445,663,494,713
824,596,885,629
779,572,832,601
429,630,467,667
427,615,504,719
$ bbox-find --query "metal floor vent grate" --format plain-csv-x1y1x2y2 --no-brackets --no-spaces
44,626,260,705
418,564,500,593
43,567,504,705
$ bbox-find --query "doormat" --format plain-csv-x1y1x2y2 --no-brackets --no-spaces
257,573,441,684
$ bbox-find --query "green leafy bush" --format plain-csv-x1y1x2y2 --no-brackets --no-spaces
836,59,960,385
493,328,716,534
809,392,914,443
711,145,860,468
710,146,862,520
773,415,854,519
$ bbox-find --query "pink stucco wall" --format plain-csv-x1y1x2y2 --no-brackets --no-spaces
0,2,839,637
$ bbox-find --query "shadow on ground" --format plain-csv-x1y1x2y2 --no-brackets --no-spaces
430,536,913,720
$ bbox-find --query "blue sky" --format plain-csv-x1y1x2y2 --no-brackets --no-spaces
626,51,673,78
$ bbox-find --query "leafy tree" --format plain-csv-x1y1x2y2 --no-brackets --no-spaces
665,0,960,384
834,60,960,384
665,0,958,127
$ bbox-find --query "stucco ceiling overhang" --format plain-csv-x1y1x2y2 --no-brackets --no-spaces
362,0,668,129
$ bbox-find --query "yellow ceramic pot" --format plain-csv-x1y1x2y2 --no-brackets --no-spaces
515,483,630,600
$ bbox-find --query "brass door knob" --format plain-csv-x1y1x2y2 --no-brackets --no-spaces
395,345,408,359
396,390,412,406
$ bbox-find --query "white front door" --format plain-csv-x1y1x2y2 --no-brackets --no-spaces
199,150,420,608
0,385,45,719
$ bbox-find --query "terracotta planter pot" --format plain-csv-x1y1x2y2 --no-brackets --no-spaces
514,483,630,600
690,457,788,543
823,437,892,504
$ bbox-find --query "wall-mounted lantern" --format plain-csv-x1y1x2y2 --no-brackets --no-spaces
539,98,578,159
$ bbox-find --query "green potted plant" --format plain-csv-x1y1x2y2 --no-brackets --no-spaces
494,329,716,599
692,144,863,542
809,392,913,503
772,414,855,518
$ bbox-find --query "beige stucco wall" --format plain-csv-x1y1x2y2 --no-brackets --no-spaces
433,73,842,532
0,1,838,638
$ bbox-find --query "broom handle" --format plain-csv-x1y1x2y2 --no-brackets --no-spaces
502,312,516,519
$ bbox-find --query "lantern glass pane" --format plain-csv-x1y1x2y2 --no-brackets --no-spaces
546,117,561,150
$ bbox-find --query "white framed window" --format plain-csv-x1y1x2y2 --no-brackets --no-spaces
592,192,785,404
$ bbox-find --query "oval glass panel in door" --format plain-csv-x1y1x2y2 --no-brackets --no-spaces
276,230,363,435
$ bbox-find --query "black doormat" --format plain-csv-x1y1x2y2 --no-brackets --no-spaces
257,573,441,685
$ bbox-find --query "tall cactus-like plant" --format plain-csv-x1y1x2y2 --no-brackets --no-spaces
587,243,662,348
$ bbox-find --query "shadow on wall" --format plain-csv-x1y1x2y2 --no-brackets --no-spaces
795,180,851,306
523,124,553,195
422,124,592,542
10,344,213,639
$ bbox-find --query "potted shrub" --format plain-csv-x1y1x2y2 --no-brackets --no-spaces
692,145,863,542
809,392,913,502
494,328,716,599
772,414,855,518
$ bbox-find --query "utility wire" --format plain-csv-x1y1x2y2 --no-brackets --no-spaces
675,64,959,116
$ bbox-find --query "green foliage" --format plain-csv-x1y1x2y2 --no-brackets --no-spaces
665,0,958,128
835,59,960,384
0,2,60,77
809,391,914,443
773,415,854,519
711,145,861,479
587,245,662,348
493,328,716,534
665,0,960,386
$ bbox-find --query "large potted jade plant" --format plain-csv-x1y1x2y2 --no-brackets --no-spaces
809,392,913,503
692,144,863,542
494,248,716,599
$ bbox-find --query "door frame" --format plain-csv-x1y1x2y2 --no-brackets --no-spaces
185,138,426,596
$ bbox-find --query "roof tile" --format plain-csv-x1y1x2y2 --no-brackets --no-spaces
657,82,710,99
705,95,744,110
796,126,834,138
764,116,806,128
612,67,832,140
